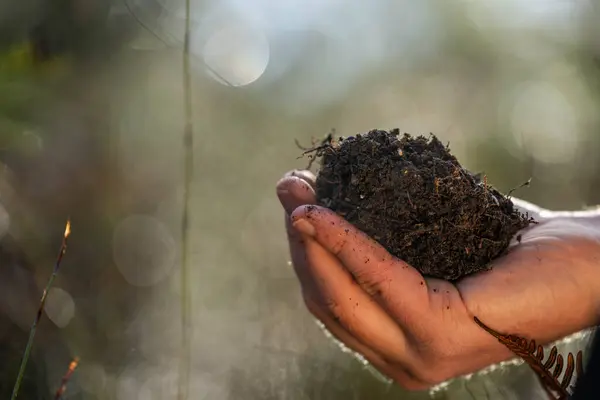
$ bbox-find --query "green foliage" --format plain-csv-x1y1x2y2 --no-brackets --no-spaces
0,42,70,155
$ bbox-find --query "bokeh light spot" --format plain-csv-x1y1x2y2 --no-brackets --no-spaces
116,368,148,400
200,24,270,87
112,215,177,287
77,363,107,394
44,287,75,328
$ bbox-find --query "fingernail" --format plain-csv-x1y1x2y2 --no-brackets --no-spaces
292,218,316,237
285,170,302,178
289,170,316,187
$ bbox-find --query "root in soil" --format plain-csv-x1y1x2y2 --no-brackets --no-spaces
304,129,534,281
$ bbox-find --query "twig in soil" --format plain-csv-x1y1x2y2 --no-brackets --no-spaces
11,219,71,400
295,131,335,170
177,0,194,398
406,191,415,209
54,356,79,400
507,178,532,198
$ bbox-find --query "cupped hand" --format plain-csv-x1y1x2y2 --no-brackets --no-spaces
276,170,600,390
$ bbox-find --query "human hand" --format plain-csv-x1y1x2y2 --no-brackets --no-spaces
276,170,600,390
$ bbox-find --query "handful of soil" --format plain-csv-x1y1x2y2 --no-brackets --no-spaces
307,129,533,281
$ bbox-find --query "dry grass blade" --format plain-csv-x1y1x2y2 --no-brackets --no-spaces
10,219,71,400
54,356,79,400
474,316,583,400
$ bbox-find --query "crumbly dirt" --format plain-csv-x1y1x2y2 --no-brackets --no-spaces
304,129,534,281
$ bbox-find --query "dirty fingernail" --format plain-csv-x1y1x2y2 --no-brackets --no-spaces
289,170,316,187
292,218,316,237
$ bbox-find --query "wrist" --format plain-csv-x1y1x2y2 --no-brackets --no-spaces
546,211,600,329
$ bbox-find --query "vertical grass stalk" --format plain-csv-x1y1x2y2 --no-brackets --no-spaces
11,220,71,400
177,0,194,398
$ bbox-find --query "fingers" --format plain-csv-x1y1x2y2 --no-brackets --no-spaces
303,295,429,391
276,171,431,386
302,235,413,365
290,205,429,321
285,169,316,188
304,295,390,366
276,173,415,365
276,175,316,215
276,174,317,288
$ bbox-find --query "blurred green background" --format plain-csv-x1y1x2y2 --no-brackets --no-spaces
1,1,600,399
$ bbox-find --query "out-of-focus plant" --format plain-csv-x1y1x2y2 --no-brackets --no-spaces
0,41,71,160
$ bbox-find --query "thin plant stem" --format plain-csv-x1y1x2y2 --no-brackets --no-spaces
121,0,234,86
11,219,72,400
54,356,80,400
177,0,193,398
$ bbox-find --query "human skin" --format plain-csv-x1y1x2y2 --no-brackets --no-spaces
276,170,600,390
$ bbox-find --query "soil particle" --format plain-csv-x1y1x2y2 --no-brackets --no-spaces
307,129,533,281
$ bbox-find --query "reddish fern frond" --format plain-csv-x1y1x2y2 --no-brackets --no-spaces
474,316,584,400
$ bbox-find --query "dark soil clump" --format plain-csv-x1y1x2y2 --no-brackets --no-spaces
307,129,533,281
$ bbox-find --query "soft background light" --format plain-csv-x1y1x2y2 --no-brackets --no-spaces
1,0,600,399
